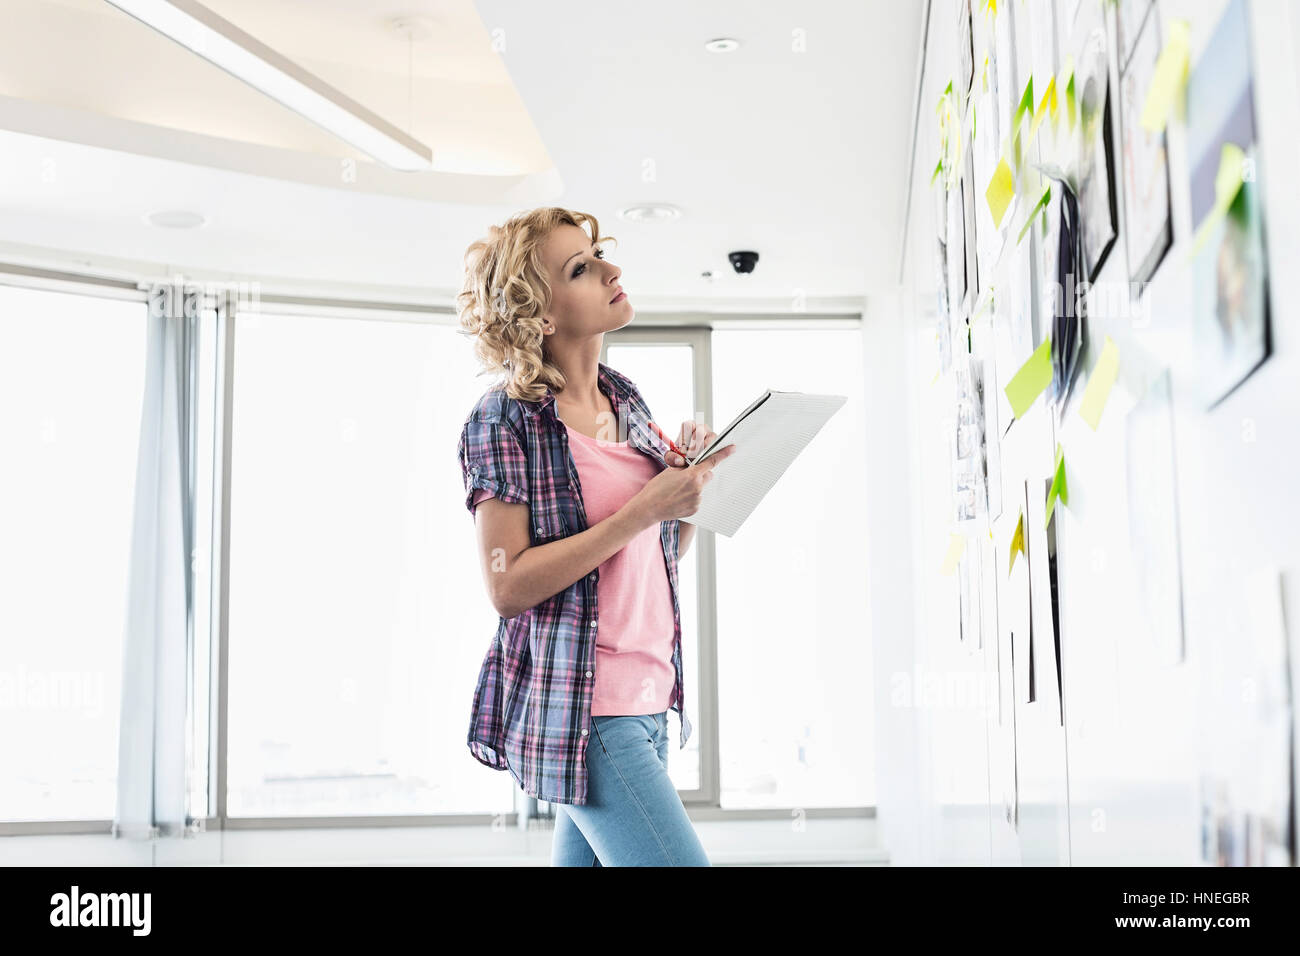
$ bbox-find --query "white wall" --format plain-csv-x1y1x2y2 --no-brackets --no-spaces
877,0,1300,865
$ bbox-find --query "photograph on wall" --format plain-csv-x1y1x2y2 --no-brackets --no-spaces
1039,177,1088,418
1043,477,1064,728
1024,473,1063,721
1018,481,1037,706
946,176,967,327
993,0,1019,147
1113,0,1154,72
951,352,988,526
1118,5,1173,288
960,142,981,309
935,238,954,375
1073,2,1119,282
1187,0,1272,408
990,535,1020,831
1125,370,1186,668
993,242,1037,431
1197,569,1293,866
957,0,974,97
979,356,1003,520
973,28,1007,281
935,168,955,375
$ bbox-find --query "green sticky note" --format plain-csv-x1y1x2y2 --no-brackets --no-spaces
1017,185,1051,244
1078,336,1120,430
1008,511,1026,575
1190,142,1247,256
1004,337,1053,418
1045,444,1068,528
1063,57,1077,132
986,156,1015,228
941,533,966,576
1013,77,1034,132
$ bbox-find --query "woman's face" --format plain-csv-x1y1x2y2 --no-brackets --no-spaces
541,223,633,340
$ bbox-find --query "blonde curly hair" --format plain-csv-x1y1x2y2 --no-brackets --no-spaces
456,207,614,403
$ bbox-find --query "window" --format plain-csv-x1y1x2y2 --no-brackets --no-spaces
225,310,512,816
0,283,147,821
712,328,873,809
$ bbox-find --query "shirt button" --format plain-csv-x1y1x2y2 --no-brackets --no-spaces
580,728,588,736
536,526,544,535
585,670,593,678
589,619,597,628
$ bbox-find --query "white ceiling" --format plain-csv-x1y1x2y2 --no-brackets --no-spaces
0,0,924,309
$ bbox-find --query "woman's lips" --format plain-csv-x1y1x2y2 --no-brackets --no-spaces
610,290,627,304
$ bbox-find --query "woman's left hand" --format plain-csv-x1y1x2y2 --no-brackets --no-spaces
665,421,718,468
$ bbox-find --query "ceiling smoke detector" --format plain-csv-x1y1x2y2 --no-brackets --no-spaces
704,38,740,53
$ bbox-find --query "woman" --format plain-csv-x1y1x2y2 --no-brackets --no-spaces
455,207,736,866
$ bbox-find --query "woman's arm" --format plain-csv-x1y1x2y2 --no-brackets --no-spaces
474,496,654,620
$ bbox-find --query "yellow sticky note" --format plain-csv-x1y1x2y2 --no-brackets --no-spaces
1004,337,1053,418
1008,512,1026,574
1141,19,1191,132
1190,142,1248,256
931,367,941,385
1045,444,1069,528
985,156,1015,228
1078,336,1120,430
941,533,966,576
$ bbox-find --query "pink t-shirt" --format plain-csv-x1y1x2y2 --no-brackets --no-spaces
470,422,677,716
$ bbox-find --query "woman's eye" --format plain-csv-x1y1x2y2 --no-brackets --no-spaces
573,249,606,278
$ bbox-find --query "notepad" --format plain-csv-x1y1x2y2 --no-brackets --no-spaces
683,389,848,537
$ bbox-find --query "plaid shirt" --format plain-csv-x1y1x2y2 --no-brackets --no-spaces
457,361,690,806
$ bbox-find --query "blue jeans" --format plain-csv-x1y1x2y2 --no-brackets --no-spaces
550,710,711,867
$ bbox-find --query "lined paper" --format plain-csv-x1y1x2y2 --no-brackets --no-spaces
683,390,847,537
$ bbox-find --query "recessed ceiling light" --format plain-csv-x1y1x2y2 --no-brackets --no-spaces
618,204,682,224
704,38,740,53
145,209,207,229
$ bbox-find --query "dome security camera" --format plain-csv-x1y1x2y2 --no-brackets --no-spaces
728,251,759,274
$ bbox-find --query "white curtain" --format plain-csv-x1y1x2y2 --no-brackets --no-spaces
114,285,200,840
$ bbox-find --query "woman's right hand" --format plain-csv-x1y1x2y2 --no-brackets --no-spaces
630,444,738,525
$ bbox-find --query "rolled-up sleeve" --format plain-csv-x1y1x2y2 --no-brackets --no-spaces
458,417,530,516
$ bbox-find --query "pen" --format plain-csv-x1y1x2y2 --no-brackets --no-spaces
647,420,689,460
